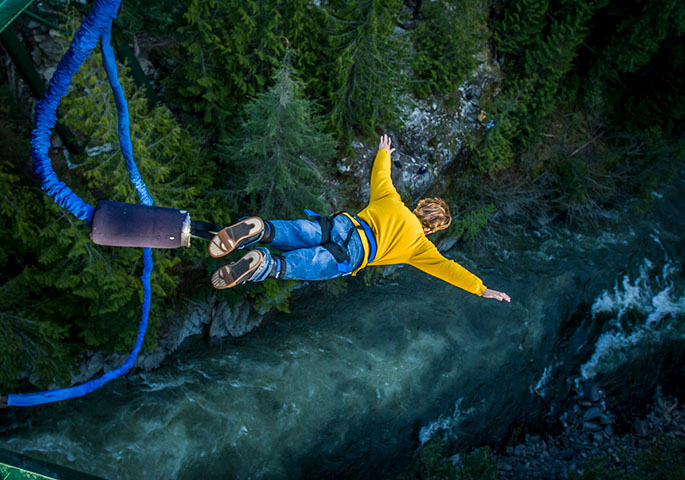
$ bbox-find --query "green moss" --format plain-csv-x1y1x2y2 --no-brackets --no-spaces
571,434,685,480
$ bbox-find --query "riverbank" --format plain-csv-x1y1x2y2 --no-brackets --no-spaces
493,386,685,479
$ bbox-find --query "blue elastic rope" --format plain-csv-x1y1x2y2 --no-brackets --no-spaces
8,0,154,407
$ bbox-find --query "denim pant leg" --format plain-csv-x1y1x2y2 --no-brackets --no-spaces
249,215,365,282
268,219,322,251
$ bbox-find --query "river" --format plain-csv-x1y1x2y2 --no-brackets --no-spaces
1,175,683,479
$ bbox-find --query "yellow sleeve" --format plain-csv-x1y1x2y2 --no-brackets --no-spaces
409,239,487,295
369,149,398,202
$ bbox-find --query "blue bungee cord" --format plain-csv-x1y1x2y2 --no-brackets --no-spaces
7,0,153,407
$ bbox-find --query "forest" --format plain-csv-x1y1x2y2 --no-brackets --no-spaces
1,0,683,393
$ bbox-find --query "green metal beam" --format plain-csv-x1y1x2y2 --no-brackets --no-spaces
0,24,81,153
0,0,34,34
0,448,106,480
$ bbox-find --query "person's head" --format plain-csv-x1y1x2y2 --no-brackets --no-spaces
413,197,451,235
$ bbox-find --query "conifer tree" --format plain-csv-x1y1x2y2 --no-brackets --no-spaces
221,53,337,219
324,0,411,142
494,0,550,71
0,12,225,391
481,0,596,172
412,0,486,98
175,0,313,140
601,0,685,73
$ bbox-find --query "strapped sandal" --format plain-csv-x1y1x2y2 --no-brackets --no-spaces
208,217,265,258
211,250,264,289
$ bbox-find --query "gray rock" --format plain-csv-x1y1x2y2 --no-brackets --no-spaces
583,407,603,422
588,384,600,402
70,351,104,385
598,414,614,425
164,303,212,347
633,419,649,437
136,349,167,371
449,453,461,467
211,300,263,338
583,422,602,432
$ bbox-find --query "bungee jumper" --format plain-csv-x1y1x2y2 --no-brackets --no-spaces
0,3,506,410
208,134,511,303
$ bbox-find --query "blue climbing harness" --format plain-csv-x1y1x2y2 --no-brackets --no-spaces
304,209,377,275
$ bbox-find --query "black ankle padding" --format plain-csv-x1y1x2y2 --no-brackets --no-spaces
277,256,287,279
261,220,275,244
268,254,286,279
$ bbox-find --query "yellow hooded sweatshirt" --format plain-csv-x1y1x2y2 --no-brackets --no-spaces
355,148,487,296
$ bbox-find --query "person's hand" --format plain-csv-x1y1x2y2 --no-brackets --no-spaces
482,288,511,302
378,134,396,154
1,395,7,409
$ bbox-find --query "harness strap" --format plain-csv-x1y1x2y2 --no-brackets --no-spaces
337,212,374,275
304,209,377,276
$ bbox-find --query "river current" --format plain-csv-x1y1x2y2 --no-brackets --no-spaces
1,175,683,479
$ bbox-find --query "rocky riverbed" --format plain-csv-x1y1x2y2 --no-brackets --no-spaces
493,384,685,479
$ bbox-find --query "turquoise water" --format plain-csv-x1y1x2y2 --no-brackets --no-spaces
1,177,683,479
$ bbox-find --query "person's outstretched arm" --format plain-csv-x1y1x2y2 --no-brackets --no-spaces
378,134,396,155
482,288,511,302
410,238,511,302
369,135,399,202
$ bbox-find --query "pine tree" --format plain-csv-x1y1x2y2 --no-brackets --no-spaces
221,53,337,219
602,0,685,73
482,0,596,173
412,0,486,98
0,11,227,392
174,0,313,140
323,0,411,142
494,0,550,71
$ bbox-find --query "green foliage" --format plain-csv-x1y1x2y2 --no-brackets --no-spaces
115,0,185,40
494,0,550,64
450,204,496,244
0,83,76,388
173,0,315,140
458,447,498,480
49,19,221,352
361,265,400,287
393,439,498,480
0,12,225,389
322,0,411,142
412,0,486,98
601,0,685,74
419,439,459,479
484,0,596,174
251,279,296,314
472,83,527,172
0,163,74,389
221,54,337,219
571,434,685,480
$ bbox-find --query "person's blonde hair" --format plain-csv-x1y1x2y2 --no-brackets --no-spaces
413,197,452,232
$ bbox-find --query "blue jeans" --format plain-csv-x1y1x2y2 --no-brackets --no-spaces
249,215,365,282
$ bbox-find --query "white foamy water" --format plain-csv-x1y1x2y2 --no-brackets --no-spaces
582,247,685,380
